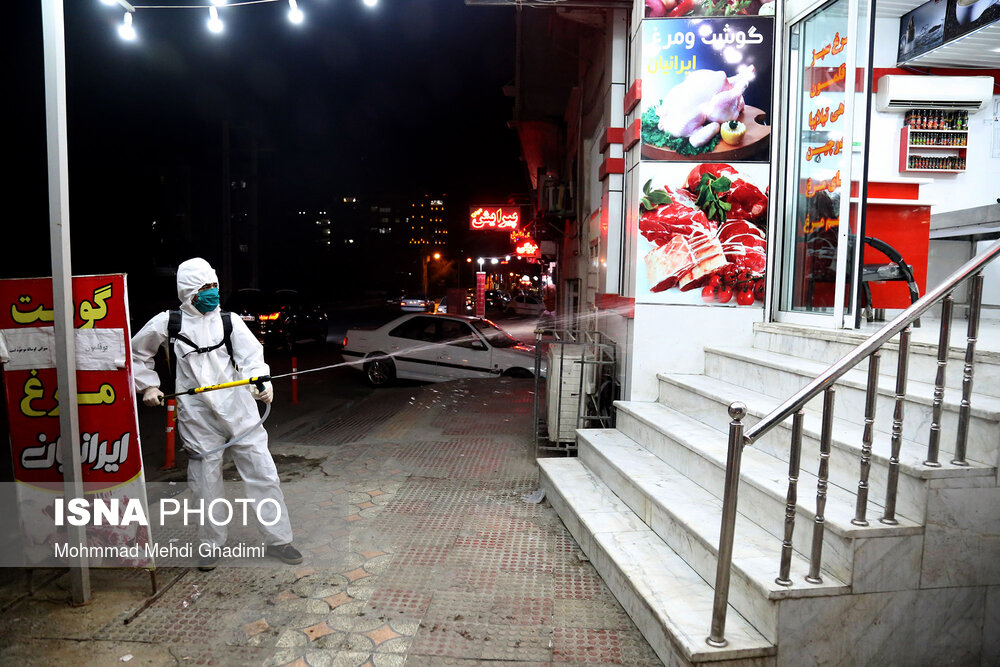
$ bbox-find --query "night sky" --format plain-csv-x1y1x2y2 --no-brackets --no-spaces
7,0,526,298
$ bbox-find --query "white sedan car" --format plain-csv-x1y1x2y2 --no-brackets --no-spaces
399,295,432,312
342,313,544,386
506,294,545,316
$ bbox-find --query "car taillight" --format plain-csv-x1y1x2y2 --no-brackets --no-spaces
259,312,280,321
342,337,348,347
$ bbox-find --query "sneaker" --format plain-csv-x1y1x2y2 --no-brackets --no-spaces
266,543,303,565
198,554,219,571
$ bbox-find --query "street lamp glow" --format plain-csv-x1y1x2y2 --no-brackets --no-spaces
208,6,224,34
433,252,441,260
118,12,136,41
491,258,499,265
363,0,378,7
287,0,304,24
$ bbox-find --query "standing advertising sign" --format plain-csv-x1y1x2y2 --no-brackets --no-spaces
0,275,153,568
634,16,775,306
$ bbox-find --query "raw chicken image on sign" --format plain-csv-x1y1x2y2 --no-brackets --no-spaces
634,162,769,306
640,17,774,162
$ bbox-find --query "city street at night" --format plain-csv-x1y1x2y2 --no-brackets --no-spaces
7,0,1000,664
0,368,661,666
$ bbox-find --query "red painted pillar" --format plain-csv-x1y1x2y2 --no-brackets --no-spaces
476,272,486,318
162,399,176,470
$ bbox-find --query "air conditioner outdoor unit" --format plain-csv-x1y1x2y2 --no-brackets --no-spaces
875,75,993,112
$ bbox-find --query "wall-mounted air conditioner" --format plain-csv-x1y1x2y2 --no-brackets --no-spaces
875,75,993,112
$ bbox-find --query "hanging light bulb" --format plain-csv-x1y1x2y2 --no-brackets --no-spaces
118,11,136,41
287,0,304,24
363,0,378,7
211,0,228,5
100,0,118,5
208,6,224,33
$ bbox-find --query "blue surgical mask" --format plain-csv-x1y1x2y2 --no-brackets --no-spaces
193,287,220,313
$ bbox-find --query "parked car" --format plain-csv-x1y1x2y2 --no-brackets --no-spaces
225,288,328,350
341,313,545,386
505,294,545,316
484,290,510,310
399,295,433,312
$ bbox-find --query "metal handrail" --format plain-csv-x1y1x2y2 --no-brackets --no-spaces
743,240,1000,445
707,239,1000,648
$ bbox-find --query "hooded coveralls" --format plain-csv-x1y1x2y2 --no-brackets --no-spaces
131,258,292,548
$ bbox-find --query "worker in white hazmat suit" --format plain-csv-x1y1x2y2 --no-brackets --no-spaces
131,258,301,570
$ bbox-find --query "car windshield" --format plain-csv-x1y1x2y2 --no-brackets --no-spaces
470,318,518,348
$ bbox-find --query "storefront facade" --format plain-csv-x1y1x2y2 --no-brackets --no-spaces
525,0,999,401
499,2,999,660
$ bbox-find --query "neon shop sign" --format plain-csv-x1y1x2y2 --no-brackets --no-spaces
469,207,520,231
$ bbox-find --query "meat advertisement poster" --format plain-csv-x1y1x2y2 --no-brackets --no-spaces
0,275,153,568
640,17,774,163
635,162,769,306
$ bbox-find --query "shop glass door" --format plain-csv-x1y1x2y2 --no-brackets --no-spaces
776,0,872,327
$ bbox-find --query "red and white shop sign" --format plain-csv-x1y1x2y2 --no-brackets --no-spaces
0,274,152,567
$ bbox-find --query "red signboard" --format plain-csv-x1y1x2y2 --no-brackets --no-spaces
515,238,541,259
470,206,520,231
0,274,152,566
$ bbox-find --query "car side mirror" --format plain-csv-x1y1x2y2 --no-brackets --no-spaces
471,340,487,351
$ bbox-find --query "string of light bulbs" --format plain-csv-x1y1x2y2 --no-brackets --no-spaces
100,0,379,41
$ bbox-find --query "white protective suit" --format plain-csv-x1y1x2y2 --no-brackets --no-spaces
131,258,292,548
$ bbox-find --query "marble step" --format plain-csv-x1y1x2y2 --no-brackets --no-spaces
657,373,996,524
613,400,923,586
752,322,1000,399
538,457,776,665
576,428,849,643
703,345,1000,468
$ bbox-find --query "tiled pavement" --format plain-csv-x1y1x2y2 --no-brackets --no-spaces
0,378,661,666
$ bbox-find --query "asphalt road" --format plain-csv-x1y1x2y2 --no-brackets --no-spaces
137,305,544,481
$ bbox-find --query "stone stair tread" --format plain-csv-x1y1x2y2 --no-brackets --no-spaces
753,321,1000,364
614,399,923,537
658,372,996,476
578,428,850,601
704,345,1000,420
539,457,776,663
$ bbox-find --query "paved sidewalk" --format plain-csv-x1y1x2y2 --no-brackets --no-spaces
0,378,660,666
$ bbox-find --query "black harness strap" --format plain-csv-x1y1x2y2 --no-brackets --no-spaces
168,310,237,369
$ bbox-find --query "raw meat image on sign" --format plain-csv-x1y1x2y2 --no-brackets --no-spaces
635,162,769,306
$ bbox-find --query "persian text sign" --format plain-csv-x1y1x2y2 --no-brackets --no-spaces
470,206,521,231
0,274,152,567
515,239,541,259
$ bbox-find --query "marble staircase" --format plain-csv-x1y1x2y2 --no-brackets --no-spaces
539,322,1000,666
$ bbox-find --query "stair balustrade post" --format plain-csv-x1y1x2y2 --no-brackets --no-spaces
953,273,983,466
926,295,953,467
707,402,747,648
853,351,880,526
806,388,834,584
776,410,803,586
881,326,911,525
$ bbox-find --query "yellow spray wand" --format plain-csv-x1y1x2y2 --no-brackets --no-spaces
163,375,270,400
